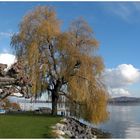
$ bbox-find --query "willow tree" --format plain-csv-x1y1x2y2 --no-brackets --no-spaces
11,6,108,123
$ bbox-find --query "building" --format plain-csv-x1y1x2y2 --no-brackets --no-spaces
16,93,70,116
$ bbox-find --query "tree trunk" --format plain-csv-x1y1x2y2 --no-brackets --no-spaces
51,91,58,116
51,79,62,116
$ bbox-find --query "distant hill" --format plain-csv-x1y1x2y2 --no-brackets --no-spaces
109,96,140,104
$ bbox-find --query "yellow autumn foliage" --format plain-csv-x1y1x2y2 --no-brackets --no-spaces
11,6,109,124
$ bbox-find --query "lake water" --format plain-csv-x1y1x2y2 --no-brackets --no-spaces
96,104,140,138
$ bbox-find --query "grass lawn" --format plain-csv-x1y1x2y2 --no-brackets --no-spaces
0,113,62,138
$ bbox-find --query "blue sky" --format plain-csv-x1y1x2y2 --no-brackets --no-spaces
0,2,140,97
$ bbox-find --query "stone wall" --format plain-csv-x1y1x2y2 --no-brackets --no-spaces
53,117,111,139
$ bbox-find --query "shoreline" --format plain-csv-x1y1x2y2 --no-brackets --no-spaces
53,117,111,139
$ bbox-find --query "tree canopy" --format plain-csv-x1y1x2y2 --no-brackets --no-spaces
11,6,108,124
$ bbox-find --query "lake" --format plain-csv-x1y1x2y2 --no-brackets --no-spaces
96,104,140,138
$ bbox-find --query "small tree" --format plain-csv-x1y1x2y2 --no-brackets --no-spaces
11,6,108,123
1,99,21,111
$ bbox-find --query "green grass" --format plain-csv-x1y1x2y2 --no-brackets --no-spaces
0,113,62,138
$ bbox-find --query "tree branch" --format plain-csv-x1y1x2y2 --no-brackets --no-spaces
48,43,59,78
59,91,84,105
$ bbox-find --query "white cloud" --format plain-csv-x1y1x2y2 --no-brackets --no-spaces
108,3,132,21
102,64,140,97
0,32,13,38
104,3,140,22
0,53,16,68
102,64,140,88
108,88,131,97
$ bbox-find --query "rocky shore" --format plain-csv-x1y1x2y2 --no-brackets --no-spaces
52,117,111,139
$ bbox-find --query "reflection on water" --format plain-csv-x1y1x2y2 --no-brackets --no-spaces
96,104,140,138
